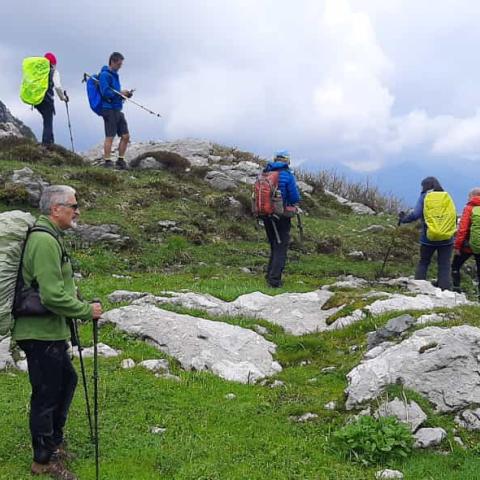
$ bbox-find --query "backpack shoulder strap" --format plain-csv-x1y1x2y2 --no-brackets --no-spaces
28,226,69,262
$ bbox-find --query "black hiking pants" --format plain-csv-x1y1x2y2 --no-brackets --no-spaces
35,101,55,146
264,216,291,287
17,340,77,464
415,244,453,290
452,252,480,289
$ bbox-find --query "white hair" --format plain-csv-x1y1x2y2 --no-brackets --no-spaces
39,185,76,215
468,187,480,199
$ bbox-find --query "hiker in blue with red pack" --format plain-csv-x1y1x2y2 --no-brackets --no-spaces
99,52,132,170
399,177,456,290
261,151,301,288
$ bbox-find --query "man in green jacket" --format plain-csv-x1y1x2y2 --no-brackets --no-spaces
12,185,102,480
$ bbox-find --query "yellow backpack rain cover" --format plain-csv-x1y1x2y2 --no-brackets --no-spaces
423,191,457,241
20,57,51,106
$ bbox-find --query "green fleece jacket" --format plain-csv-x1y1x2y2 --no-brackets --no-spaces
12,215,92,341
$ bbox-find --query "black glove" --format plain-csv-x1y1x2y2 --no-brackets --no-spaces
64,90,70,103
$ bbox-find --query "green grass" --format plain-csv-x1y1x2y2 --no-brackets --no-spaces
1,140,480,479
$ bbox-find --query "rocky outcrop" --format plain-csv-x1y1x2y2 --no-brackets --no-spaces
108,289,342,336
413,428,446,448
82,138,213,167
346,326,480,412
324,189,376,215
367,315,416,350
9,168,49,207
109,278,470,336
100,304,282,383
68,224,130,247
0,101,35,140
455,408,480,431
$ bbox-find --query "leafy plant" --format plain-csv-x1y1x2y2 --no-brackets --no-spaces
333,415,413,466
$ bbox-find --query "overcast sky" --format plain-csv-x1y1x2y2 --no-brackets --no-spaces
2,0,480,177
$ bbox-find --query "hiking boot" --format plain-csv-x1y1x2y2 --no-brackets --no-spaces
115,158,128,170
31,461,77,480
51,443,75,463
267,280,282,288
103,159,114,169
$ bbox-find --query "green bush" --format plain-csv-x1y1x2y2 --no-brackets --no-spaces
333,415,413,466
0,183,30,205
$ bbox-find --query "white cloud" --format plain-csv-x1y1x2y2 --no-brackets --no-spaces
3,0,480,167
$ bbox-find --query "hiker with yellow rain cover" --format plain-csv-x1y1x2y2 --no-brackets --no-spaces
399,176,457,290
20,53,68,146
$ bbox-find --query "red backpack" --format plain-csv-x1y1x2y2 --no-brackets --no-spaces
252,171,284,217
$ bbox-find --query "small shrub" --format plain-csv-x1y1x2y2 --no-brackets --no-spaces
333,415,413,466
145,180,183,200
315,235,342,254
69,169,122,187
1,140,85,167
130,151,190,174
7,144,45,163
163,235,191,263
0,136,36,152
46,144,85,166
297,169,405,214
0,183,30,205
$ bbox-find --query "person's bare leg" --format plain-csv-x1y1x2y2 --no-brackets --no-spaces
115,134,130,170
103,137,114,167
118,133,130,157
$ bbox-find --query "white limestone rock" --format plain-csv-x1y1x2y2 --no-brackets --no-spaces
414,428,447,448
346,326,480,412
101,304,282,383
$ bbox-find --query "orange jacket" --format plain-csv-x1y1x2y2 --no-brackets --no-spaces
454,196,480,252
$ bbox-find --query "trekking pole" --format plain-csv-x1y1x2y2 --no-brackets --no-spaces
296,212,304,245
92,315,100,480
378,218,402,279
82,73,162,118
64,95,75,152
270,216,282,244
72,319,94,443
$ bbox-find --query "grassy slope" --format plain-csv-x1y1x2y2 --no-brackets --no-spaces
0,139,479,480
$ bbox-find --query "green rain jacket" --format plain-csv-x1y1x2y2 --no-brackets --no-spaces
12,215,92,341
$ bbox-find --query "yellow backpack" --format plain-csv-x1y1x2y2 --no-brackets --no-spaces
20,57,51,106
423,191,457,241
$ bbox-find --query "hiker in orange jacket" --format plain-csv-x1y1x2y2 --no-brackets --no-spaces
452,187,480,293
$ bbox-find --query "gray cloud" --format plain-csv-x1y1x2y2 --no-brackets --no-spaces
3,0,480,168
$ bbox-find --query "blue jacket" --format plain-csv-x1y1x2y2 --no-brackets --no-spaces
99,66,123,110
401,191,454,246
264,162,301,206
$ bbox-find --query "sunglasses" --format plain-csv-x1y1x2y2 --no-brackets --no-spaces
58,203,79,210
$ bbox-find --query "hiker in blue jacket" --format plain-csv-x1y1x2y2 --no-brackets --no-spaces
263,151,301,288
99,52,132,170
399,176,454,290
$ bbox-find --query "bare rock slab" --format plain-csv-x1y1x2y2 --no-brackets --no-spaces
346,326,480,412
109,289,340,336
455,408,480,431
101,304,281,383
414,428,446,448
375,470,403,479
